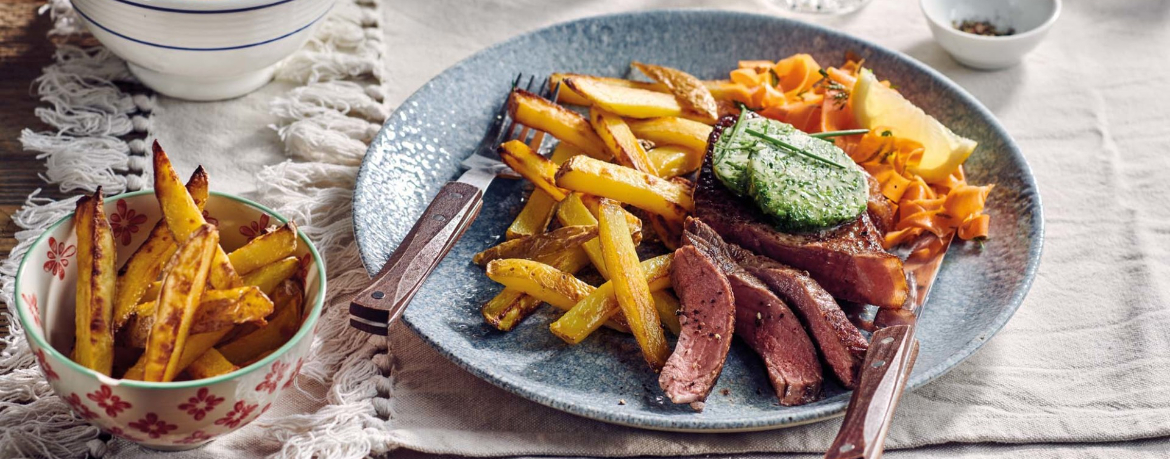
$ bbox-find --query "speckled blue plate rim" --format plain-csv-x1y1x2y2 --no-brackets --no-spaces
353,9,1044,432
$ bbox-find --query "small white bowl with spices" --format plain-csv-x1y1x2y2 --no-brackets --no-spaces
920,0,1061,70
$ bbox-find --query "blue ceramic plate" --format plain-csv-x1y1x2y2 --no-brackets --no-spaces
353,10,1043,432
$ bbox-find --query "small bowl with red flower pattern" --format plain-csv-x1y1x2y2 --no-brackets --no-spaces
13,190,326,450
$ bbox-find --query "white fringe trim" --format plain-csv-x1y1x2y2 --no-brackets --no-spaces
2,0,394,456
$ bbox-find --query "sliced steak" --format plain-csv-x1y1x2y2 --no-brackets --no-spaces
660,245,735,411
683,218,823,405
738,254,869,388
696,114,909,308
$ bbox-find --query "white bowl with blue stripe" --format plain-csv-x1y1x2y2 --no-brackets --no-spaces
74,0,336,101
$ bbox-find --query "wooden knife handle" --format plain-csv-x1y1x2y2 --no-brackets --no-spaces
349,181,484,335
825,324,918,459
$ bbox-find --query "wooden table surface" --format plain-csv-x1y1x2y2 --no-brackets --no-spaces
1,0,63,345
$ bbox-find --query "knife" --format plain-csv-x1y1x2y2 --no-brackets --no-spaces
348,79,529,336
824,232,955,459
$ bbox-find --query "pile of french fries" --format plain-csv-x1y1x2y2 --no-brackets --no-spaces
478,63,747,371
70,143,307,382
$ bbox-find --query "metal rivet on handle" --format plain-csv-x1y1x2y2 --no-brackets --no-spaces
872,359,886,368
839,443,855,453
432,215,446,221
372,291,385,299
881,337,894,345
451,192,464,199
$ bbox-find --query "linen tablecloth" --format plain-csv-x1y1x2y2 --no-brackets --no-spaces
7,0,1170,457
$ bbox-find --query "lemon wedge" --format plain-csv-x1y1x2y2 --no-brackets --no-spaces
852,69,977,183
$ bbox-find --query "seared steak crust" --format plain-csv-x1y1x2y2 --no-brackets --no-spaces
697,115,909,308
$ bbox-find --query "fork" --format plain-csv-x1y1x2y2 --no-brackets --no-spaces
349,74,557,336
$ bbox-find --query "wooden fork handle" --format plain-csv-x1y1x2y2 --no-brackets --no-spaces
349,181,484,335
825,324,919,459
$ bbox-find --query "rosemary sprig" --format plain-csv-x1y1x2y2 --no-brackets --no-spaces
810,129,870,139
745,129,849,169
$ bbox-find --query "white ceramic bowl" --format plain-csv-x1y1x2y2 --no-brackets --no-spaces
73,0,336,101
13,191,326,450
920,0,1061,70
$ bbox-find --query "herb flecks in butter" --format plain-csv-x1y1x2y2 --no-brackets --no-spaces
712,114,868,232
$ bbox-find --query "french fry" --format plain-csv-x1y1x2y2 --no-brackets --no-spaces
140,281,162,303
122,329,227,380
217,280,304,365
241,256,301,295
555,194,611,278
482,289,544,332
552,73,749,106
549,254,673,344
143,224,219,382
499,140,567,201
472,225,597,266
649,214,685,250
481,247,593,331
577,193,644,243
627,117,714,153
505,143,585,240
596,199,668,370
590,107,658,176
113,168,209,331
631,62,718,123
507,89,609,159
73,190,116,375
153,142,242,290
565,77,696,121
189,286,273,334
556,156,694,222
647,146,703,179
485,259,594,309
185,348,238,380
550,74,663,105
227,222,298,276
651,290,682,336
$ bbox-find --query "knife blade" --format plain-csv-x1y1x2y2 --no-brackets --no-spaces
824,232,954,459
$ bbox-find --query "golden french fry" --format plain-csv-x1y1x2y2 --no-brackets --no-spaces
565,77,698,122
122,311,153,349
590,107,658,175
241,256,300,295
481,246,594,331
485,259,594,309
555,194,611,279
143,224,219,382
556,156,693,222
647,146,703,179
551,73,748,105
185,348,238,380
217,280,304,365
153,142,242,289
482,289,544,332
189,286,273,334
73,190,116,375
651,290,682,336
596,199,668,370
499,140,567,201
472,225,597,266
550,74,663,105
227,222,297,276
505,143,585,240
113,168,209,331
631,62,718,123
140,281,162,303
577,193,644,244
549,254,673,344
122,329,227,380
627,117,714,153
507,89,609,159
